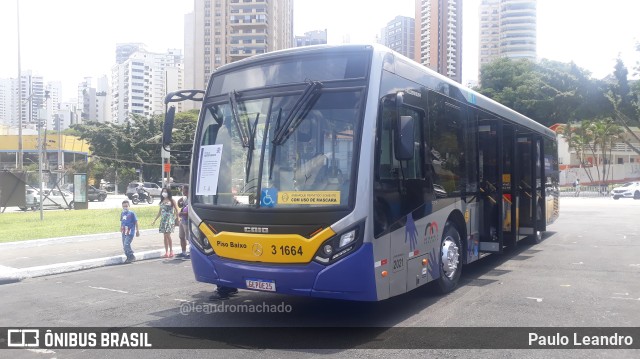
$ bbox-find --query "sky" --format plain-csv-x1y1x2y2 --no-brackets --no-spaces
1,0,639,101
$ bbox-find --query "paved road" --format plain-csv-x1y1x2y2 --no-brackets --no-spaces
1,197,639,358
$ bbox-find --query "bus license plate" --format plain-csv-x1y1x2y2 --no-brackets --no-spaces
246,278,276,292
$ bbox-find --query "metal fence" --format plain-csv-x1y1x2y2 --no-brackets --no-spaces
559,185,612,197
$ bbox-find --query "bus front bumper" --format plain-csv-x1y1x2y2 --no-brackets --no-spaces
190,242,377,301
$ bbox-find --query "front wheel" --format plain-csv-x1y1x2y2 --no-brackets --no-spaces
613,196,620,200
98,194,106,202
146,196,154,204
435,222,462,294
634,191,640,200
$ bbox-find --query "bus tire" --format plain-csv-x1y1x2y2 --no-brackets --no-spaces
527,203,544,244
435,222,462,294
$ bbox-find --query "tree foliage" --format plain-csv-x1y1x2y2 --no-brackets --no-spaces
70,110,199,190
477,58,612,126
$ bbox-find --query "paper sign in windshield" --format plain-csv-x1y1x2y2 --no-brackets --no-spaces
196,144,223,196
277,191,340,205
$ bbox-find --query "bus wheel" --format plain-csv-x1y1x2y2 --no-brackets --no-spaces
436,222,462,294
528,204,544,244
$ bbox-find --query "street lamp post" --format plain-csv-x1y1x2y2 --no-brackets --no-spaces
16,0,23,170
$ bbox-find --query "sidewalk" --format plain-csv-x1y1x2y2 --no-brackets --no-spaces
0,229,186,284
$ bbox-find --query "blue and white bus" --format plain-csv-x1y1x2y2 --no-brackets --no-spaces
163,44,559,301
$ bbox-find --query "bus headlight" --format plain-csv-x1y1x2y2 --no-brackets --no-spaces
190,221,214,255
313,221,364,265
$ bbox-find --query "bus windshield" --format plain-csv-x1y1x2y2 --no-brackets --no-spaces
194,88,363,209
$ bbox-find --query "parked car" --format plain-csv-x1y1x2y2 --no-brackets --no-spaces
611,182,640,200
87,185,108,202
126,181,162,198
61,184,107,202
19,188,41,211
41,189,74,209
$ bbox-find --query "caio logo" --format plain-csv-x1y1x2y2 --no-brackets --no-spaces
244,227,268,233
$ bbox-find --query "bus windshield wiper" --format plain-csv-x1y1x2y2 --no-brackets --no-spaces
229,91,249,147
268,108,283,180
245,113,260,184
272,80,323,145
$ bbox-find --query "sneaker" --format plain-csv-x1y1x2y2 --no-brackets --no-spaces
176,252,185,258
128,255,136,262
123,257,132,264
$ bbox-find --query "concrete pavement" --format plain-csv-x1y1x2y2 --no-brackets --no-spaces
0,228,189,284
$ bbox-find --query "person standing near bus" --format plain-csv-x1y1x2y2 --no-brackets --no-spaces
152,188,179,258
120,200,140,264
177,184,190,258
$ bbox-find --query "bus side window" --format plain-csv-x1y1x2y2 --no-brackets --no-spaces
427,92,466,195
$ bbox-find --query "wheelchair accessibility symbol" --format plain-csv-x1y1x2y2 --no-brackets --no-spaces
261,188,278,207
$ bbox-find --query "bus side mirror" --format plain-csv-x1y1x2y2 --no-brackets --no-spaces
394,92,414,161
162,106,176,148
395,115,414,161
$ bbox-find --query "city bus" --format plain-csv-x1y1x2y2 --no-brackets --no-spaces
162,44,559,301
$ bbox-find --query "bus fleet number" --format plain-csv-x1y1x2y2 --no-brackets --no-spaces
271,245,303,256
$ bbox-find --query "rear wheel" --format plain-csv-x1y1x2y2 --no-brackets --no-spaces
613,196,620,200
435,222,462,294
527,203,544,244
634,191,640,200
132,197,140,205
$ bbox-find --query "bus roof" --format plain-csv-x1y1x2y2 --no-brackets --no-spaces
210,43,555,139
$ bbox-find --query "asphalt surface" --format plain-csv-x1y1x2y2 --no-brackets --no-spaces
0,197,639,358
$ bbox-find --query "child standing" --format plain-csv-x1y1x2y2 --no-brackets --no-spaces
121,200,140,263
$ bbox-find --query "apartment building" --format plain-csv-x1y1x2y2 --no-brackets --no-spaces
479,0,537,67
414,0,463,83
184,0,294,106
380,16,415,59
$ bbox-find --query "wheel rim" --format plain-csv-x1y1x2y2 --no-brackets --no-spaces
441,236,460,279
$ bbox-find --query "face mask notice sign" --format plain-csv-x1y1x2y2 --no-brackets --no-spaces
196,145,223,196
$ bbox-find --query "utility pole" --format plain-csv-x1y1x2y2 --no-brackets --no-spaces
16,0,23,169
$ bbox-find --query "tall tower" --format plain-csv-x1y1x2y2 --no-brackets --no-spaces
381,16,415,59
415,0,463,83
479,0,537,67
184,0,294,97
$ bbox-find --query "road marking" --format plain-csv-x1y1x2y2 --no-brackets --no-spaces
611,297,640,301
174,299,190,302
613,292,629,296
27,349,56,354
571,262,583,265
559,284,571,287
88,286,128,294
526,297,543,302
630,264,640,267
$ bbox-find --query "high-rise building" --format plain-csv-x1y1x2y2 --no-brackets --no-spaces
111,49,183,124
17,71,45,126
116,43,146,65
414,0,463,83
380,16,415,59
479,0,537,67
0,78,13,126
295,30,327,47
184,0,294,101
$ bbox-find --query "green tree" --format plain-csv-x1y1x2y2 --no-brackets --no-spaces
478,58,610,126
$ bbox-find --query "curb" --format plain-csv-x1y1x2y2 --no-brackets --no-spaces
0,248,166,284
